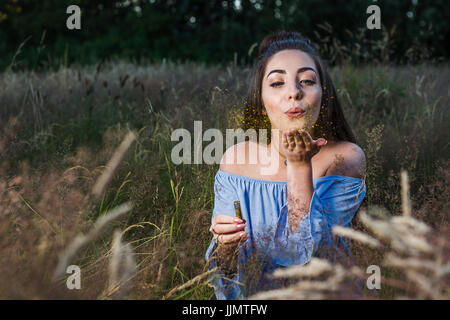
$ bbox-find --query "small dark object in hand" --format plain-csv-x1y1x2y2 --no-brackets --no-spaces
234,201,242,220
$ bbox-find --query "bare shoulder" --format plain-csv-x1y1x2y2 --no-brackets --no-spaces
219,140,257,175
325,141,366,179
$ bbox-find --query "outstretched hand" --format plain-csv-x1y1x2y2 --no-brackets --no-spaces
281,128,327,165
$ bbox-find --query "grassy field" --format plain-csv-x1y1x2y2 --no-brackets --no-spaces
0,60,448,299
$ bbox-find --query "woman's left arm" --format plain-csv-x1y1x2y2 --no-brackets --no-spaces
286,162,314,234
281,128,326,233
273,146,367,266
284,130,366,234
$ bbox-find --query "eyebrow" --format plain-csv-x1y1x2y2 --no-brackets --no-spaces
266,67,317,79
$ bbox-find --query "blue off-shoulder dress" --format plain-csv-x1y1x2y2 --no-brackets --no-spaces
205,169,367,300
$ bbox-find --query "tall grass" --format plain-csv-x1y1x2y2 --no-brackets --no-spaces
250,171,449,300
0,60,448,299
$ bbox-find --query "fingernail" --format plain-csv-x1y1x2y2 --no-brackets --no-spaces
237,224,245,228
234,218,243,223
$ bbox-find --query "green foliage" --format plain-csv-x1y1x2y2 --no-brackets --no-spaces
0,0,448,71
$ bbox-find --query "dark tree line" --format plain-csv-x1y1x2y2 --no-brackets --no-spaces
0,0,448,71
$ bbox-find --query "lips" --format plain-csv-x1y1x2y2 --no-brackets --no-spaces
285,107,305,118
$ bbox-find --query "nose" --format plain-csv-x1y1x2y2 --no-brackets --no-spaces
287,79,303,101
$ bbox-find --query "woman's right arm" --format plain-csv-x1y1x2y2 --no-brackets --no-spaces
207,144,249,274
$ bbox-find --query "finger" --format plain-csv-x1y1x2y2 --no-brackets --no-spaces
293,131,304,149
287,131,296,149
315,138,328,147
217,231,248,244
299,129,313,151
283,128,296,137
282,131,289,149
227,233,250,246
287,130,296,142
214,222,246,235
213,214,243,224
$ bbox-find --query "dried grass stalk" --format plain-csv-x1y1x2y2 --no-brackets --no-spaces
250,287,325,300
401,170,412,217
92,131,136,199
272,258,333,279
332,225,380,248
391,216,430,235
162,267,218,300
384,253,439,273
105,229,137,299
53,202,133,281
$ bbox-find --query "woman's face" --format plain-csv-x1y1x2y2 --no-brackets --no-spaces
261,49,322,134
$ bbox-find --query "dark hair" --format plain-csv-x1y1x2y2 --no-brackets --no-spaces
243,30,356,144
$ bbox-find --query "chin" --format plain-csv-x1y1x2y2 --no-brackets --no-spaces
282,120,308,130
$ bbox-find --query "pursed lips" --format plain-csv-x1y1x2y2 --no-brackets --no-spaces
285,106,305,114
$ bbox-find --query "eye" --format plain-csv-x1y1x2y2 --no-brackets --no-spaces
270,82,283,87
300,79,316,86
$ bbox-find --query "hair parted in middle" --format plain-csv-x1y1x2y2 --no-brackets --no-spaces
242,30,356,145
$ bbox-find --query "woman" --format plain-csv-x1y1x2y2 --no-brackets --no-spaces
205,31,367,300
